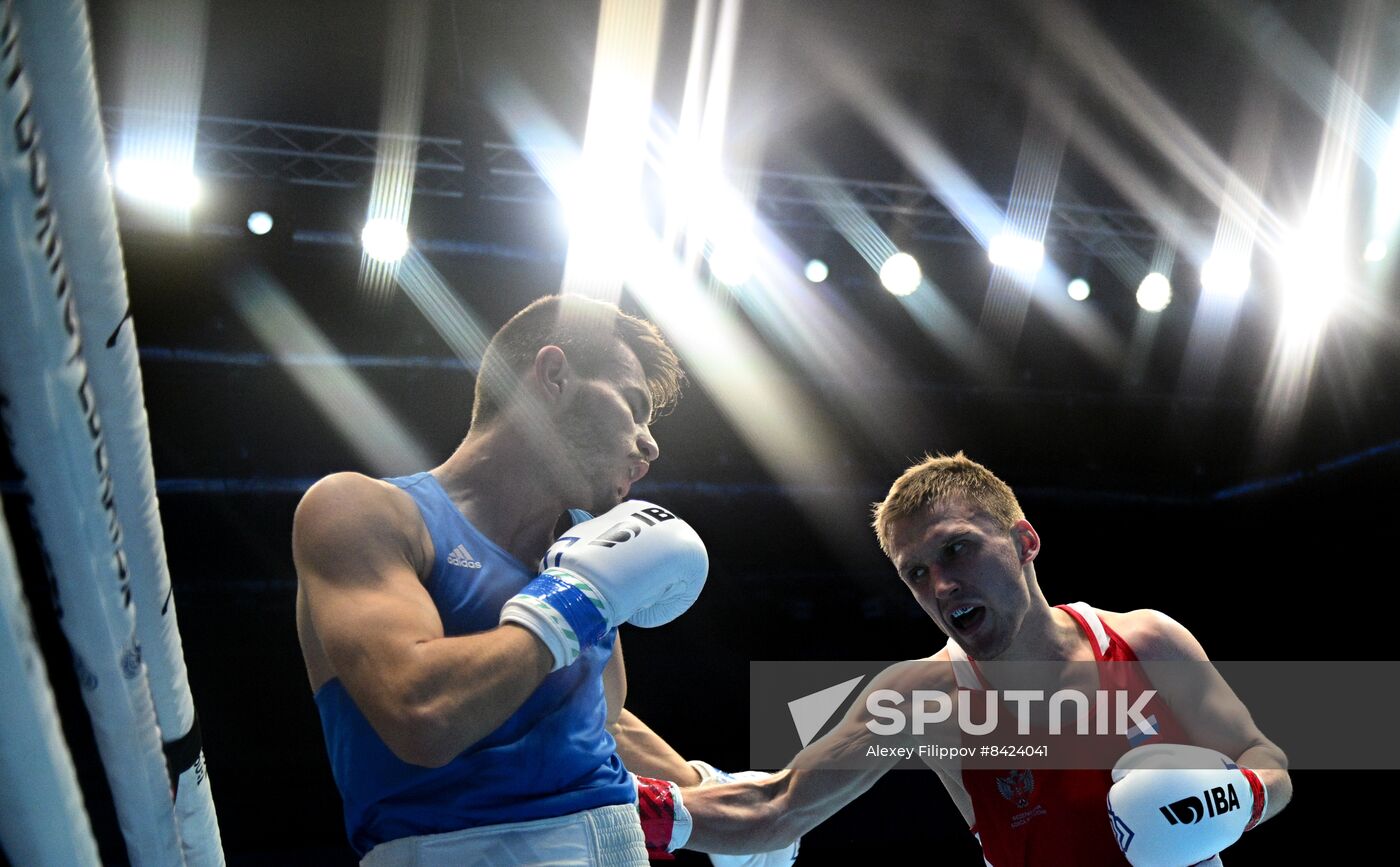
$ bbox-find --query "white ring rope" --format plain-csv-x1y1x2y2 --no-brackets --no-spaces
0,500,101,866
0,0,223,862
0,4,183,860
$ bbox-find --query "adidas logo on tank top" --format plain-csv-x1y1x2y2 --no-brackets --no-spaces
447,544,482,569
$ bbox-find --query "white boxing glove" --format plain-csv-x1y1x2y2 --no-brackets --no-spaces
689,761,800,866
500,500,708,669
1107,744,1266,867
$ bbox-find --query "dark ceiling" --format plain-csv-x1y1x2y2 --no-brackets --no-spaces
80,0,1400,504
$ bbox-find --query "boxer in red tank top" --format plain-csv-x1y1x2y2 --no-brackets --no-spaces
956,603,1190,866
680,454,1288,866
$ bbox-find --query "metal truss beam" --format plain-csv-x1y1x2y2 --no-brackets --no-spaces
480,143,1175,260
104,109,1182,258
103,108,468,197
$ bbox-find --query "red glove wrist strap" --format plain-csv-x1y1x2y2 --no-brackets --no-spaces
635,775,679,861
1239,767,1265,832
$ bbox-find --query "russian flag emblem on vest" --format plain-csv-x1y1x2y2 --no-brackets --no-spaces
1125,714,1159,748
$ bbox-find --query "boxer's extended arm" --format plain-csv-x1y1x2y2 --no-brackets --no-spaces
604,635,702,784
1132,609,1292,824
294,473,552,768
684,659,949,853
683,752,888,853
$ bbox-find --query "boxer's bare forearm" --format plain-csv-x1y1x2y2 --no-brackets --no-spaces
685,658,943,853
684,765,886,854
397,625,555,763
682,771,792,853
685,711,899,852
610,708,703,784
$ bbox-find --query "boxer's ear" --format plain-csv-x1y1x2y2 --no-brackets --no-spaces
531,345,573,410
1012,520,1040,563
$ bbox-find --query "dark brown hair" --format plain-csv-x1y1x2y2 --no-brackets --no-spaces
470,295,684,427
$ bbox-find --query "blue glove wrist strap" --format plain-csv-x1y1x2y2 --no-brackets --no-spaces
518,571,610,650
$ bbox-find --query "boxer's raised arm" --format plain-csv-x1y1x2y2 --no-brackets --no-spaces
1129,609,1291,826
293,473,553,768
297,482,710,768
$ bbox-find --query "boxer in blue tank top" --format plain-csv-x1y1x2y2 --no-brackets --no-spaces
312,473,630,854
294,296,705,861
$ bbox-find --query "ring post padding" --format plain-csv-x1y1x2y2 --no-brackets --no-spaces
10,0,223,862
0,1,186,863
0,500,102,866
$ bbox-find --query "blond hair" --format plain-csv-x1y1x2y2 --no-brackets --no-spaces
872,452,1025,557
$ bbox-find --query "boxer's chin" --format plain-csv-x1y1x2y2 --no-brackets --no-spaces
589,485,624,513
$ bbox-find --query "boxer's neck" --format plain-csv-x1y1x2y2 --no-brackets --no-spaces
980,599,1088,663
431,423,566,567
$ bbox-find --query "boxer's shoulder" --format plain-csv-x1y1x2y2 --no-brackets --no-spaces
299,472,416,520
294,472,431,577
1096,607,1206,662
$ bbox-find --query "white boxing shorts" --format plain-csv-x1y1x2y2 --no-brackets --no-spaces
359,803,648,866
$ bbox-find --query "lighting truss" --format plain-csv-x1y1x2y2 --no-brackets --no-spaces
103,108,468,198
481,142,1173,259
103,109,1187,258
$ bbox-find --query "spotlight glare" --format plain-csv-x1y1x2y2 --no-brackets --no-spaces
804,258,829,283
879,252,922,296
987,232,1045,276
1200,255,1251,298
1278,228,1345,333
246,211,274,236
361,218,410,263
708,244,753,287
561,169,641,238
1136,272,1172,312
1363,239,1387,262
1067,278,1090,301
113,158,202,208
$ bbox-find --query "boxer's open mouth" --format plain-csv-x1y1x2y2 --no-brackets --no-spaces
949,605,985,633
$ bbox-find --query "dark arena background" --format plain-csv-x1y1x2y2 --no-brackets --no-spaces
2,0,1398,863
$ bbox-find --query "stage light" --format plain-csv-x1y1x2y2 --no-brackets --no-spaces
1067,278,1090,301
804,259,829,283
1136,272,1171,312
879,252,921,296
246,211,273,236
987,233,1045,276
708,244,753,287
113,158,201,208
1200,254,1250,298
361,218,409,263
1278,228,1344,335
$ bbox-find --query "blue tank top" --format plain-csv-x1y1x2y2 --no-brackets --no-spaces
313,472,634,856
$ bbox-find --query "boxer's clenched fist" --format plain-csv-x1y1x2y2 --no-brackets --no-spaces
1107,744,1265,867
500,500,708,669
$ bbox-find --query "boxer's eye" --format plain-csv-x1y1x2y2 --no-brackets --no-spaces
905,566,928,585
625,390,651,425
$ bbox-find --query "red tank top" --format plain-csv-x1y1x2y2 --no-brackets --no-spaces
956,603,1187,867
